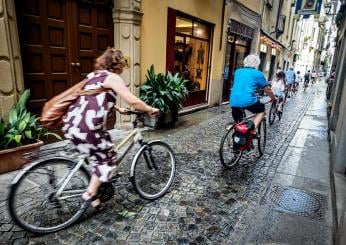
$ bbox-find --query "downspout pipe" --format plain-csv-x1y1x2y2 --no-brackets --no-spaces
219,0,226,50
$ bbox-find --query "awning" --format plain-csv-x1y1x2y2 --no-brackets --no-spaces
260,29,289,50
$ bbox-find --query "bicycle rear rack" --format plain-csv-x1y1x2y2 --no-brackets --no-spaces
22,143,79,162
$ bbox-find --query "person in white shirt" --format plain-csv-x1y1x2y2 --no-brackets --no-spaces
295,71,303,90
271,71,286,112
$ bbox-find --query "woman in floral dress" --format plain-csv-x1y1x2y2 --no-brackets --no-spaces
62,48,158,208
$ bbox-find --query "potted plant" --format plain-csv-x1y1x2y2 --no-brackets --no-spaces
140,65,188,128
0,90,61,173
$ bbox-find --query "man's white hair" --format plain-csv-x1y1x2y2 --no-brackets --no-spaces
244,54,261,68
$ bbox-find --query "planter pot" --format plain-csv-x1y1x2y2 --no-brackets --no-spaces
143,108,179,129
0,140,44,174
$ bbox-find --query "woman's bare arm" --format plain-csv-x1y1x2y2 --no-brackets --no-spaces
103,73,158,114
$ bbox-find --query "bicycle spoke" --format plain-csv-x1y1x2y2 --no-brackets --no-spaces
9,159,90,233
132,141,175,200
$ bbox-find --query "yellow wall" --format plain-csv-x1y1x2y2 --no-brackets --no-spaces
141,0,224,83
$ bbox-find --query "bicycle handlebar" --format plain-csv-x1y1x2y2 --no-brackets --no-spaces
124,110,146,116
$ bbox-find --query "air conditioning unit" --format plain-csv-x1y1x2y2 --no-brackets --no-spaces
266,0,273,10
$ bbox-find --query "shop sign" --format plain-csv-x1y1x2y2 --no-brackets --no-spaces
227,19,255,40
271,48,276,56
295,0,322,15
260,44,267,53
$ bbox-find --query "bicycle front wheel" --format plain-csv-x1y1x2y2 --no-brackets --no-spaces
219,126,242,169
269,103,276,125
255,119,267,157
8,158,90,234
130,141,176,200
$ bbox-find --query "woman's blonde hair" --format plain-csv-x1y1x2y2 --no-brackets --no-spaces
94,47,125,74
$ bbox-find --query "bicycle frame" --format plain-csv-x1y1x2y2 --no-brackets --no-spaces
56,126,145,201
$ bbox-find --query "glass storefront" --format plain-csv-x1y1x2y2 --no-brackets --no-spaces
167,11,213,107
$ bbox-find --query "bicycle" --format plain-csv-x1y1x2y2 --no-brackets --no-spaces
8,110,176,234
269,97,283,125
219,103,268,169
303,80,309,91
292,82,299,95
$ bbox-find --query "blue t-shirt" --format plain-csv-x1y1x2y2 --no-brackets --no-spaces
286,69,296,84
230,67,268,107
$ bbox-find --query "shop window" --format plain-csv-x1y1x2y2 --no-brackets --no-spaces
176,17,193,35
174,14,211,93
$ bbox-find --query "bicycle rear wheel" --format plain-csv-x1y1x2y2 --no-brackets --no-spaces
269,103,276,125
255,119,267,157
219,126,242,169
130,141,176,200
8,158,90,234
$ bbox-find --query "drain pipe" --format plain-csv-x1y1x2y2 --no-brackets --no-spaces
219,0,226,50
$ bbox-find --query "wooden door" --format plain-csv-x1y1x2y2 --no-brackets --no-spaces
16,0,71,112
15,0,114,114
71,2,114,82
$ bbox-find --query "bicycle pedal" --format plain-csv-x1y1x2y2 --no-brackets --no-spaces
109,172,124,182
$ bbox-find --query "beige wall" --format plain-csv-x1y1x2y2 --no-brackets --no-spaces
141,0,224,106
0,0,24,122
237,0,262,15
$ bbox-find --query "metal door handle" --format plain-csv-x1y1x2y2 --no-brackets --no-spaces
71,63,76,67
76,63,80,67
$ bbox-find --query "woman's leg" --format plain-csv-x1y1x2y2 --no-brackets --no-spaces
82,174,102,206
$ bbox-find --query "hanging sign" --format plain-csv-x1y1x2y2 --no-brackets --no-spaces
295,0,322,15
271,48,276,56
260,44,267,53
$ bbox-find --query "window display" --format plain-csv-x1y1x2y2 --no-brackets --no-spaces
174,16,211,94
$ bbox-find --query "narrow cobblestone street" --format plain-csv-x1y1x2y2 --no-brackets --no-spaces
0,81,332,244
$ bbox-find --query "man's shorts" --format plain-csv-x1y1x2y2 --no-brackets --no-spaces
231,101,265,122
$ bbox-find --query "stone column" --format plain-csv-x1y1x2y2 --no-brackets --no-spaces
0,0,24,122
113,0,143,125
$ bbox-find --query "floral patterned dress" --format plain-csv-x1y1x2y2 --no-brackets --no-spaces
62,70,117,182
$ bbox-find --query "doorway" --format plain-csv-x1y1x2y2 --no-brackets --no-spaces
15,0,114,113
222,38,251,102
268,55,276,81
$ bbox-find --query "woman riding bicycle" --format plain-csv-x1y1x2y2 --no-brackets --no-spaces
62,48,159,209
230,54,276,128
271,71,286,112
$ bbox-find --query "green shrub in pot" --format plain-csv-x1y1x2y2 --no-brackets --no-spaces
140,65,189,113
0,90,61,150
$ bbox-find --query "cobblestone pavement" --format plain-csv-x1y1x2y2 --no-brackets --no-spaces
0,85,318,244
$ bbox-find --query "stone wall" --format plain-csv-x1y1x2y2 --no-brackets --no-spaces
0,0,24,122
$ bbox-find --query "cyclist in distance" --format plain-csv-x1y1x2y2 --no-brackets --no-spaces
271,71,286,112
304,70,311,87
285,67,296,98
295,70,303,90
230,54,276,128
62,48,159,209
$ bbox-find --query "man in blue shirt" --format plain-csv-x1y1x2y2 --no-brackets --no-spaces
230,54,276,129
285,67,296,97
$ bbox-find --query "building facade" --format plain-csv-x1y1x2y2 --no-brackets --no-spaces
259,0,297,81
141,0,224,110
220,0,261,103
0,0,227,122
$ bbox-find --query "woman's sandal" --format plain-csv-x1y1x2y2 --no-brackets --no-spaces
81,191,105,212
